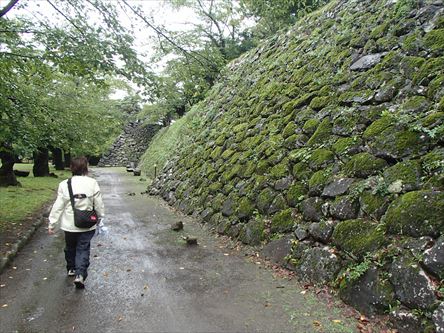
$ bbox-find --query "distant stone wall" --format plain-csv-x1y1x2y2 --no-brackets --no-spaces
98,122,161,167
149,0,444,331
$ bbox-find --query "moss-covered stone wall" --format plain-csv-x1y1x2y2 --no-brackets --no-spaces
150,0,444,331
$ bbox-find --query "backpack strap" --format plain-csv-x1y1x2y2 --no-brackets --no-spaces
67,178,76,211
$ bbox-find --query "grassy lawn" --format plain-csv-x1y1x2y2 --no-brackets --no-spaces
0,164,70,232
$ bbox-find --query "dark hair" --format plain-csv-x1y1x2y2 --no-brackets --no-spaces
70,156,88,176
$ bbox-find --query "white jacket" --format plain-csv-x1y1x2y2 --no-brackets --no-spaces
49,175,105,232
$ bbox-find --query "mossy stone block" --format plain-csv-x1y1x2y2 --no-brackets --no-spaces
384,190,444,237
363,116,393,139
332,219,386,259
256,188,276,214
302,118,320,135
308,169,332,196
286,183,307,207
270,159,289,179
343,152,387,178
237,197,254,220
292,161,312,181
383,160,422,192
271,208,295,233
400,96,430,114
308,148,335,170
282,122,297,138
424,29,444,54
369,127,424,159
307,118,333,146
359,191,391,220
413,57,444,86
309,96,330,111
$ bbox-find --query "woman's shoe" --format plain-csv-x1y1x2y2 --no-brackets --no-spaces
67,269,76,277
74,275,85,289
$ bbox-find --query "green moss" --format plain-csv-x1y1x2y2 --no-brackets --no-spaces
383,160,422,191
424,29,444,53
221,163,241,183
302,118,320,134
286,183,307,207
332,219,386,259
210,146,223,160
256,188,275,214
308,169,332,194
413,57,444,86
215,134,227,146
237,197,254,220
239,218,265,245
384,190,444,237
363,116,393,139
256,160,269,175
402,30,423,54
359,191,390,219
307,118,332,146
309,96,330,111
370,22,389,39
343,152,387,178
400,56,426,80
271,208,294,233
401,96,430,114
308,148,335,170
373,128,423,158
332,137,361,156
221,149,235,160
440,96,444,112
427,76,444,100
339,90,374,105
209,182,223,194
212,194,226,213
282,122,297,138
292,161,312,181
421,148,444,175
239,160,256,179
270,159,289,179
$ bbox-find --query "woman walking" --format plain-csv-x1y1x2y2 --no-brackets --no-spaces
48,156,105,289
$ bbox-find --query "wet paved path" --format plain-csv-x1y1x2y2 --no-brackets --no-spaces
0,168,361,332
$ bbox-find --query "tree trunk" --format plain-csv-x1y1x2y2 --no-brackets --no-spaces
64,150,71,168
33,148,50,177
0,150,19,187
52,148,65,170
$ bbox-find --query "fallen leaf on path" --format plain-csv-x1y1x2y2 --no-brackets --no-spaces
332,320,342,324
12,266,17,270
224,253,229,256
300,290,307,294
143,284,149,290
97,243,102,247
313,320,322,327
103,272,109,277
43,277,47,280
126,269,131,272
0,284,5,288
2,304,8,308
117,316,123,322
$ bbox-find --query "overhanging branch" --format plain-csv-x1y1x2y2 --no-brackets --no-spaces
0,0,19,17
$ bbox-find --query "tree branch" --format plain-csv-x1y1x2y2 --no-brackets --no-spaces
0,51,41,59
0,0,19,17
120,0,216,70
46,0,87,39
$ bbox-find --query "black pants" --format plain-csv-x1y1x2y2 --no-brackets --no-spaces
64,230,95,279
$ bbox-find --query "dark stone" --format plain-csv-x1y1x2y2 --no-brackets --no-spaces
274,176,293,191
268,194,287,215
240,219,264,245
261,235,293,266
200,208,214,223
330,196,360,220
295,246,341,284
390,309,433,333
350,53,386,71
300,197,324,222
322,178,355,198
433,302,444,333
133,169,141,176
171,221,183,231
294,227,309,240
374,84,398,103
221,198,235,217
308,221,335,243
389,255,437,310
339,268,395,315
423,237,444,279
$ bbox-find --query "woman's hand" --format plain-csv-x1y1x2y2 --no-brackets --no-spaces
48,227,55,235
